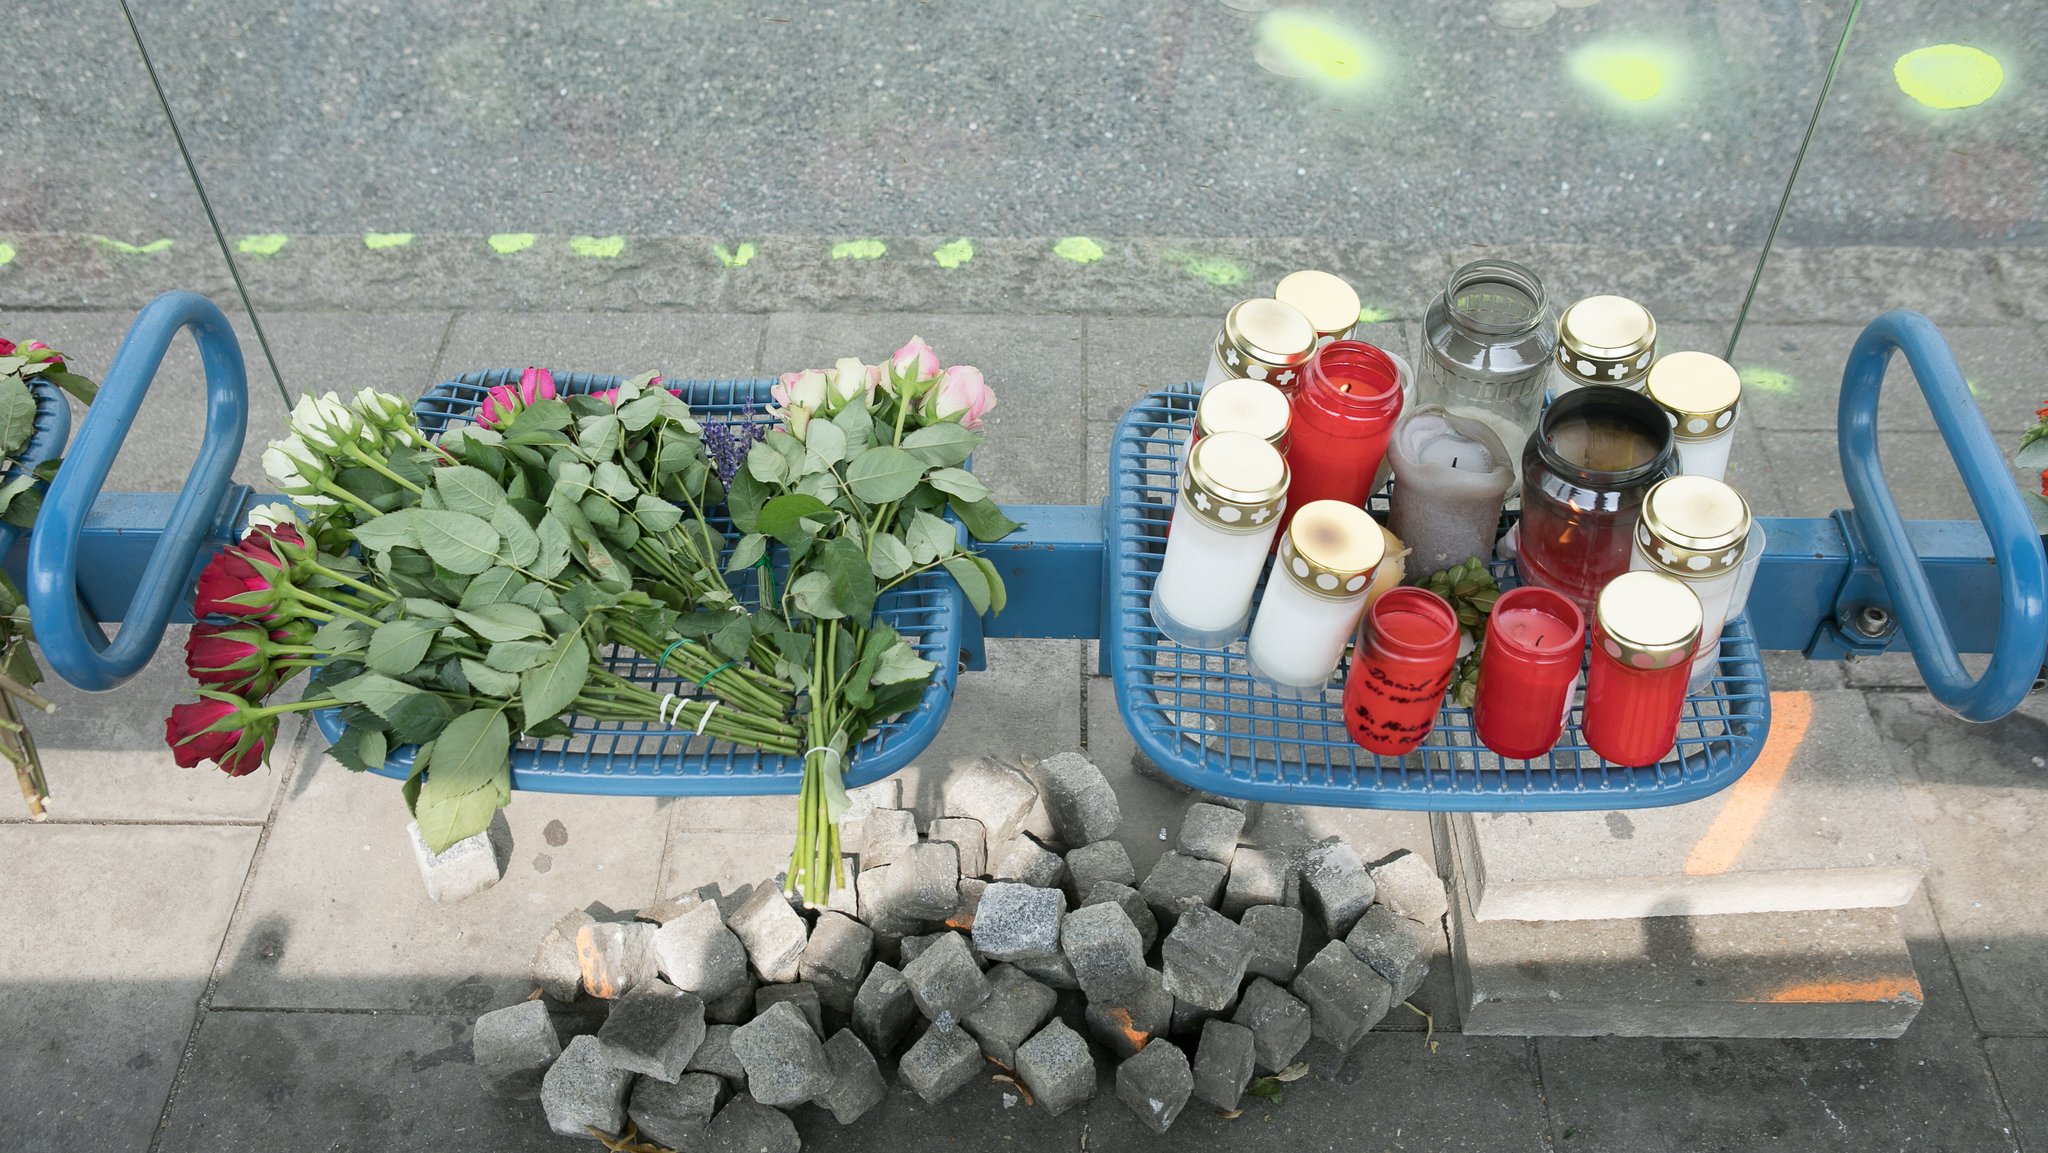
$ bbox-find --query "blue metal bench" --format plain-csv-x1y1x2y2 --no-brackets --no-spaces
13,292,2045,809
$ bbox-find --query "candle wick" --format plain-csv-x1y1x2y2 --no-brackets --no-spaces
1451,456,1458,468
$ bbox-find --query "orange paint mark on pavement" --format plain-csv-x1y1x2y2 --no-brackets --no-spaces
1756,976,1923,1004
1683,691,1814,876
575,924,618,999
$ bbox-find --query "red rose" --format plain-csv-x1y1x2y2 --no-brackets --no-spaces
23,341,63,368
192,548,275,617
0,338,14,356
164,698,272,777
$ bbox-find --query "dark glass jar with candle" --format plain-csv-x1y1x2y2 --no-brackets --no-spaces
1280,340,1404,539
1516,385,1677,616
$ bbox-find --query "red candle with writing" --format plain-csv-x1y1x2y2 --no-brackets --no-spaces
1473,586,1586,759
1281,340,1404,541
1582,571,1703,766
1344,587,1460,757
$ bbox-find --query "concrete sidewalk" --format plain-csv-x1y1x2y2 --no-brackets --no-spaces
3,302,2045,1152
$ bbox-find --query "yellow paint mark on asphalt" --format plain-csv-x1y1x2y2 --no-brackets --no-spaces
1755,975,1923,1004
1357,306,1393,324
1738,367,1797,395
715,242,758,268
570,235,626,259
1683,691,1813,877
488,233,537,255
1175,253,1246,288
831,239,887,261
93,236,175,255
1895,44,2004,110
238,233,289,256
1053,236,1104,264
933,239,974,269
0,242,14,267
364,232,414,250
1570,45,1676,104
1256,11,1373,89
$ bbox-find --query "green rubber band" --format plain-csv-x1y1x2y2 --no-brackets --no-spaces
658,639,689,670
694,660,739,688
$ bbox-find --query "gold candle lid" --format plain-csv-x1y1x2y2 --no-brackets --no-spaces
1196,378,1292,444
1645,350,1742,439
1275,270,1362,343
1182,431,1289,534
1557,295,1657,386
1216,299,1316,388
1596,570,1704,668
1638,475,1752,577
1279,501,1385,599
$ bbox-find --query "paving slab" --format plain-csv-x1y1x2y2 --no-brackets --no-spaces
1868,691,2048,1035
1450,690,1926,921
887,639,1084,820
1536,899,2013,1152
213,747,669,1012
158,1010,577,1151
1731,324,2047,435
761,312,1087,504
1082,1033,1548,1152
1447,833,1925,1038
435,311,768,380
1,824,259,1152
3,632,295,824
1986,1038,2048,1153
1758,429,1980,521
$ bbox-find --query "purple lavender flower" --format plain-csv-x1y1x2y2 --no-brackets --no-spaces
705,403,769,487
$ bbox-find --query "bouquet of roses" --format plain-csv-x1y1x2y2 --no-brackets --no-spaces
730,338,1015,903
166,377,803,850
0,334,97,817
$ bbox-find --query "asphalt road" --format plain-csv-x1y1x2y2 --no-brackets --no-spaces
4,0,2043,251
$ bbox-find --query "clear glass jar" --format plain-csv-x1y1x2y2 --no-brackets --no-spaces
1517,385,1677,617
1644,351,1743,482
1626,474,1752,689
1204,299,1316,393
1275,270,1361,348
1551,294,1657,394
1418,259,1557,488
1151,432,1289,648
1247,501,1385,693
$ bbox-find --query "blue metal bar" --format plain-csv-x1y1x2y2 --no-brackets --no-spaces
1837,311,2047,720
26,291,249,691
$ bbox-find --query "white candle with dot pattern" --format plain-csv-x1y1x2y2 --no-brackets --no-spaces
1645,351,1743,482
1151,433,1290,648
1247,501,1387,692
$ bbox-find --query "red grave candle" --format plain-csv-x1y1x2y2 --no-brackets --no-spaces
1280,340,1404,540
1343,587,1460,757
1582,571,1703,766
1473,586,1586,760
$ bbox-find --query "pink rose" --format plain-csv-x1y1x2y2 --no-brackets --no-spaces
890,336,940,381
479,366,557,429
773,369,830,411
828,357,873,408
925,364,995,430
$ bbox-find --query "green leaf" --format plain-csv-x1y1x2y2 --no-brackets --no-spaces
926,467,990,503
0,376,35,455
2025,490,2048,535
506,397,573,436
386,691,457,745
950,494,1022,542
459,566,525,610
413,771,505,854
366,619,438,677
492,505,541,567
45,370,98,405
872,636,937,685
485,639,554,672
2015,438,2048,471
330,672,427,720
415,510,501,575
712,613,754,662
726,532,769,574
520,628,590,725
579,414,624,459
725,467,770,533
817,537,878,622
902,422,978,467
432,465,506,518
942,555,992,615
455,602,548,642
869,531,914,580
788,571,844,620
844,445,926,503
906,510,956,564
832,400,876,456
971,553,1008,616
327,725,390,773
592,460,638,502
745,440,790,485
550,459,593,501
759,493,834,543
802,419,849,466
312,618,368,655
633,493,684,534
534,514,572,579
459,658,519,696
350,509,423,553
